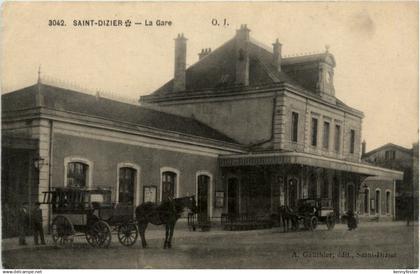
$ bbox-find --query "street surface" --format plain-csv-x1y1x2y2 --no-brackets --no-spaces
2,222,418,269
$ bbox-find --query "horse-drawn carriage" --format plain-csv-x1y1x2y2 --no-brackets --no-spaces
42,187,138,248
280,198,336,231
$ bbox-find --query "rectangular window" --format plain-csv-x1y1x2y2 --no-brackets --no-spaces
386,150,396,160
334,125,341,152
291,112,299,143
311,118,318,147
323,121,330,149
350,129,355,154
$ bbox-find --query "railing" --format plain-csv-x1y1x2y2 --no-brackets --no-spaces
187,213,211,231
220,213,273,231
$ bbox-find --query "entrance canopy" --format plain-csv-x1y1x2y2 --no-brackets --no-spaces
219,152,403,180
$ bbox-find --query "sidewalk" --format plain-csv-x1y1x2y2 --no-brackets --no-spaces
2,220,417,251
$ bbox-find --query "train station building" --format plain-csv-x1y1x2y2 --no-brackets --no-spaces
2,25,402,235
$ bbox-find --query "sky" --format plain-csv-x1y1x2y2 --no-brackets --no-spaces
1,2,418,150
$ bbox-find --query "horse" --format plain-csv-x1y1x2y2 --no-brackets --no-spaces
135,195,197,249
278,205,298,232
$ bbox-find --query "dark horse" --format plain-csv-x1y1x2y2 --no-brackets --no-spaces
135,196,197,249
279,205,299,232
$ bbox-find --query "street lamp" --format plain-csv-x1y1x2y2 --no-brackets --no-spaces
34,156,46,170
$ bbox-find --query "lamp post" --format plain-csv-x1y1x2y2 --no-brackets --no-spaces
33,156,45,171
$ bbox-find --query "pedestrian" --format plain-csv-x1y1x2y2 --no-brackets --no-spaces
18,202,29,245
346,210,358,231
32,202,46,245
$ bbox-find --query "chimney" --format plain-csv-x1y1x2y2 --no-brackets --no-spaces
272,38,282,72
173,33,187,92
362,140,367,156
198,48,212,60
235,24,250,86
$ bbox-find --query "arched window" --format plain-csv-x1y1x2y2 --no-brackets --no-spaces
161,171,177,201
375,189,381,214
118,167,136,205
364,188,370,214
64,157,93,188
67,162,88,187
386,190,391,215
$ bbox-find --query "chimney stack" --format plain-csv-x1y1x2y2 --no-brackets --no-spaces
272,38,282,72
235,24,250,86
198,48,212,60
362,140,367,156
174,33,187,92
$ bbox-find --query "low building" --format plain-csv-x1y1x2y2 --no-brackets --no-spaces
2,25,402,236
362,142,419,221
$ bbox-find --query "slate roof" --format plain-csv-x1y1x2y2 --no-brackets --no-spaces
152,38,306,96
2,84,239,144
150,36,335,97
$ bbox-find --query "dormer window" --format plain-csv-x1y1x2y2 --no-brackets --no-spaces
326,71,333,84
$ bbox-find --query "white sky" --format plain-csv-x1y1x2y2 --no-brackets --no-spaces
1,2,418,150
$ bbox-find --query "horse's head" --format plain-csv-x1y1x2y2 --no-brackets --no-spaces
175,195,197,214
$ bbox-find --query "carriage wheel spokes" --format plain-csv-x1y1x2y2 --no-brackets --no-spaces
52,216,74,246
117,223,138,247
86,220,112,248
309,216,318,231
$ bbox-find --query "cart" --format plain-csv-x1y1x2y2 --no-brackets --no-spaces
295,198,336,231
42,187,138,248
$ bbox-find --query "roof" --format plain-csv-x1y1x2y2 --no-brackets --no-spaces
144,31,356,114
152,38,325,95
150,37,331,96
363,143,413,158
2,84,239,145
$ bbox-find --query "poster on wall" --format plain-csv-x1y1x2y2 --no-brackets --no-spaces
143,186,157,203
215,191,224,208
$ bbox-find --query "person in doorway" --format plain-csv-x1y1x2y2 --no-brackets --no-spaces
18,202,29,245
32,202,46,245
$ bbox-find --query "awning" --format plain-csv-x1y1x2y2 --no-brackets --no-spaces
219,152,403,180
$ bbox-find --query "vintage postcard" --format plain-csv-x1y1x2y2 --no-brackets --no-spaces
1,1,418,270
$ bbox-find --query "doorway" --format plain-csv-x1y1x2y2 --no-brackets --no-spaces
287,178,298,209
197,175,210,218
227,178,239,215
332,177,340,219
347,184,355,212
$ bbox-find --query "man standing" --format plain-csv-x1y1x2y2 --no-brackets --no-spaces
32,202,46,245
18,202,29,245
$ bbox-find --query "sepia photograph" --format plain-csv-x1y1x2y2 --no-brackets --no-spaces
0,1,419,270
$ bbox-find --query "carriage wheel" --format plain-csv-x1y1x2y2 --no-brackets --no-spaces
308,216,318,231
85,220,112,248
52,216,74,246
117,223,138,247
326,214,335,230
